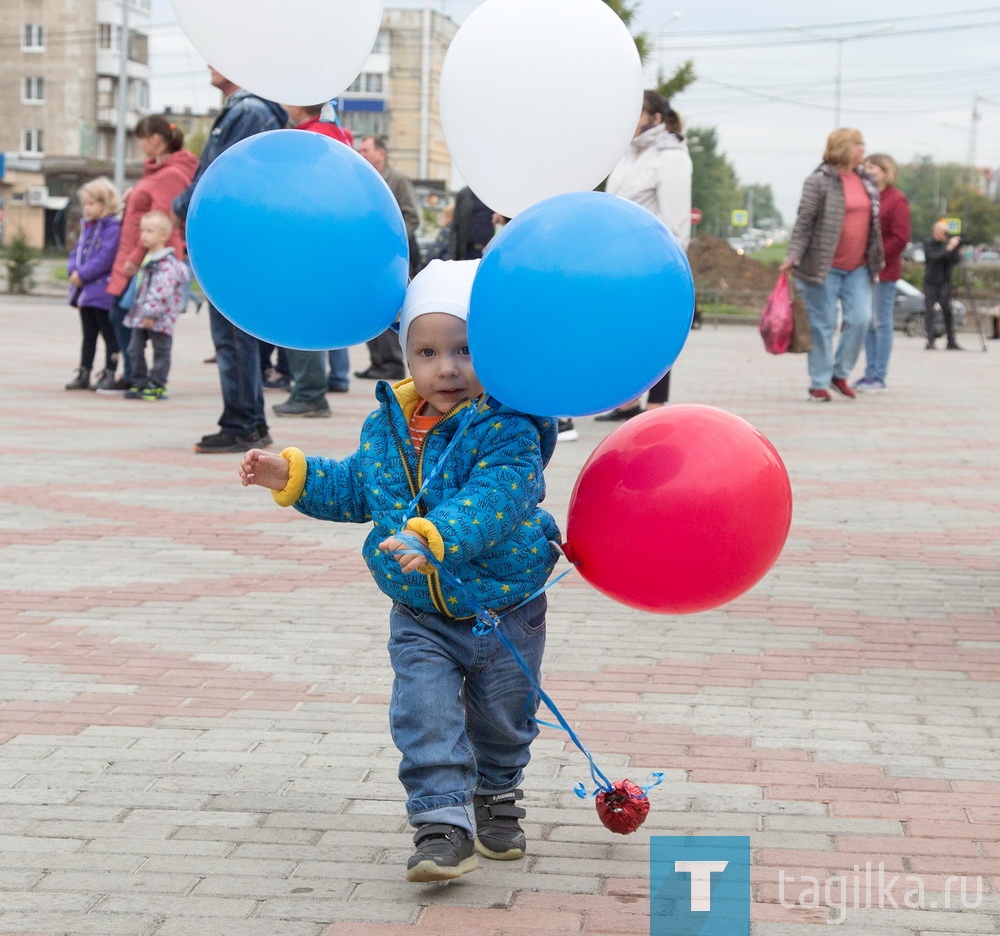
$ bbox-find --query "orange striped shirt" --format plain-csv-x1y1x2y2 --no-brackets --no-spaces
409,401,438,455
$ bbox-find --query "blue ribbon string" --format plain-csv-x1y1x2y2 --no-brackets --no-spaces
386,396,661,802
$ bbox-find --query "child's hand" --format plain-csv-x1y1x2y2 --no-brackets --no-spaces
69,271,83,287
141,317,154,329
239,449,290,491
379,532,430,574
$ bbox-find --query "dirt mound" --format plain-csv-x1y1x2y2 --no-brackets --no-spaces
688,236,779,292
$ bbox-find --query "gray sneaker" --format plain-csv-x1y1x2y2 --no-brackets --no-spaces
473,789,526,859
273,399,331,418
405,824,477,882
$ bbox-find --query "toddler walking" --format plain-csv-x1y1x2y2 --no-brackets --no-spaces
123,211,189,401
239,260,561,881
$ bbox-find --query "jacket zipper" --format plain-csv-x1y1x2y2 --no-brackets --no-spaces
393,397,478,617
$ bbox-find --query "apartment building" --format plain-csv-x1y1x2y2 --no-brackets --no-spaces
0,0,151,245
1,3,458,247
340,8,459,186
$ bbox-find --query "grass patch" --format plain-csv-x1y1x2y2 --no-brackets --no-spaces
700,302,754,316
747,243,787,265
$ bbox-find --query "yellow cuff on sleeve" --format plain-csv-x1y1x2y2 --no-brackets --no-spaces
405,517,446,570
271,447,307,507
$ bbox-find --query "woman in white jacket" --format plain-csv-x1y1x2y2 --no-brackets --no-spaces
597,90,692,421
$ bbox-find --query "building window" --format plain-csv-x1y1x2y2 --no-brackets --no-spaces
372,30,389,53
22,23,45,51
22,76,45,103
128,31,149,65
136,80,150,111
96,75,115,112
98,23,114,49
22,128,44,153
344,112,387,139
364,73,384,93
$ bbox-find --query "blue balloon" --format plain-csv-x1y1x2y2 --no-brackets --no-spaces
468,191,695,417
187,130,408,350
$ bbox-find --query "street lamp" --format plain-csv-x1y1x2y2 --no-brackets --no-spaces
787,23,894,127
652,12,683,87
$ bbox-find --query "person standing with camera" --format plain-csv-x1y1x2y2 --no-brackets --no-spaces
923,220,963,350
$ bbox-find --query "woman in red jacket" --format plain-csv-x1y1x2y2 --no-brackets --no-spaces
855,153,910,392
104,116,198,391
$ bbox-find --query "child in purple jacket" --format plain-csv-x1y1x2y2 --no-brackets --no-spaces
66,176,122,391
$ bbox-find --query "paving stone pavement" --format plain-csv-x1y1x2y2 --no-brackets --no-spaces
1,295,998,936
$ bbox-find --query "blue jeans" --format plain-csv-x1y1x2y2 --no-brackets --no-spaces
327,348,349,391
209,304,265,436
284,349,327,405
797,266,872,390
109,301,133,382
387,594,546,835
863,280,896,383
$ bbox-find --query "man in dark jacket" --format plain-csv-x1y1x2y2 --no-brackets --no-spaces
173,67,288,453
923,220,963,350
355,135,421,381
450,187,495,261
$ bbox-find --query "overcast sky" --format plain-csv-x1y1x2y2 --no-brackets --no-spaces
148,0,1000,226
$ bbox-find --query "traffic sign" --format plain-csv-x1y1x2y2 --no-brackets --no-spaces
691,207,703,224
731,210,749,227
944,217,962,234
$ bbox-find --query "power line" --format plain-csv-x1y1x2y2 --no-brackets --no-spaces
654,18,1000,51
648,6,1000,38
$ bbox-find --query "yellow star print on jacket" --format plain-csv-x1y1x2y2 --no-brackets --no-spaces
273,378,561,619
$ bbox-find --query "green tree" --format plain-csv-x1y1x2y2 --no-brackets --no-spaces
3,227,39,295
688,126,741,238
603,0,696,99
185,125,208,158
897,158,967,241
947,186,1000,245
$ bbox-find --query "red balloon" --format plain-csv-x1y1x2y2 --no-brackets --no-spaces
596,778,650,834
564,405,792,614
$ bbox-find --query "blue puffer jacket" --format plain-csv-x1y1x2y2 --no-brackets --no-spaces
277,379,562,618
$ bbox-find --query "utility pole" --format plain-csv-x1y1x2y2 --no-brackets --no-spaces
968,92,981,184
113,0,129,193
418,0,431,180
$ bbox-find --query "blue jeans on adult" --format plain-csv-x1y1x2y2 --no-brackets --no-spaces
863,280,896,384
797,266,872,390
387,593,546,836
284,349,327,405
327,348,349,391
109,301,133,382
209,303,265,436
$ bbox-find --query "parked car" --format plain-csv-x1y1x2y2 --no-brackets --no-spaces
894,279,966,337
976,249,1000,263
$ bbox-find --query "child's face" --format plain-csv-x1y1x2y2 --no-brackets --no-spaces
139,218,169,251
406,313,484,418
81,194,103,220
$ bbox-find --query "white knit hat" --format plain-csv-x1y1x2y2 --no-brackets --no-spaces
398,259,480,354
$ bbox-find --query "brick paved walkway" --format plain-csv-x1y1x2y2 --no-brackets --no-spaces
1,296,998,936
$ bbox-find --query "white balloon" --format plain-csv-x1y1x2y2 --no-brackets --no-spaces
440,0,644,218
170,0,383,105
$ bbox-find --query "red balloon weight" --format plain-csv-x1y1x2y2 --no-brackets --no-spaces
596,778,650,834
564,405,792,614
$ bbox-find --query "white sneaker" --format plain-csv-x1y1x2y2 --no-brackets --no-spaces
557,419,578,442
